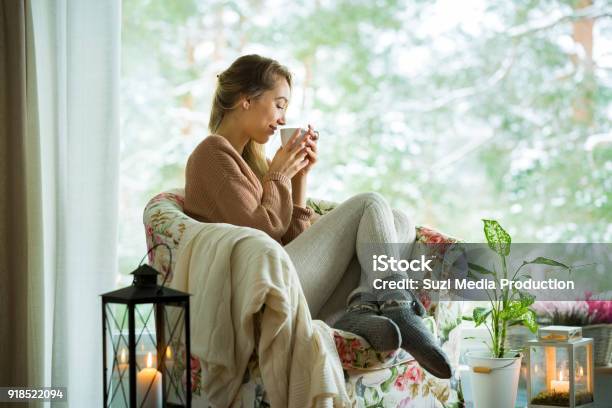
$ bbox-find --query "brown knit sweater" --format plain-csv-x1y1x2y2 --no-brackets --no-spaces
184,135,313,245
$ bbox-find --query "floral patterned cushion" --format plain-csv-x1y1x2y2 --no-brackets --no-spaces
143,189,188,283
191,343,457,408
345,361,453,407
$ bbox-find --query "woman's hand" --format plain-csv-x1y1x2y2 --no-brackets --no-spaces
268,128,309,179
295,124,318,178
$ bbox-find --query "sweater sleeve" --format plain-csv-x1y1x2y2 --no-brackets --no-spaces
281,205,313,245
265,158,313,244
185,144,294,242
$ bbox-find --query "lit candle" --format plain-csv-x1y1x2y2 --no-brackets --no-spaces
137,352,162,408
550,370,569,393
111,347,130,394
117,348,129,374
137,344,146,368
165,345,174,372
575,364,586,390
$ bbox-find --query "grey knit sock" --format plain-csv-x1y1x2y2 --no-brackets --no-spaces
377,275,451,379
333,293,401,353
376,274,426,317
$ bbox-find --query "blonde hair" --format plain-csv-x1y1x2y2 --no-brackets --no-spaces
210,55,292,180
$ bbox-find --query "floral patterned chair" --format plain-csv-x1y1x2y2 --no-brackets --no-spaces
144,190,465,407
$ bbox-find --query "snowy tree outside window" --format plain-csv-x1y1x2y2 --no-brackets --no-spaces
118,0,612,286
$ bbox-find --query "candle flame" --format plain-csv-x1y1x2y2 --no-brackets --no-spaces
146,352,153,368
579,366,584,376
120,348,127,364
166,346,172,359
534,364,539,374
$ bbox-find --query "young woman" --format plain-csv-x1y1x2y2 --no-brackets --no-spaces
184,54,451,378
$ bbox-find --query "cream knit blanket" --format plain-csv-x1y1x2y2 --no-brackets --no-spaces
170,221,351,407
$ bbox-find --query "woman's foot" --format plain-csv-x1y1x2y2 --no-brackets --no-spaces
380,299,452,378
333,296,402,353
377,275,452,379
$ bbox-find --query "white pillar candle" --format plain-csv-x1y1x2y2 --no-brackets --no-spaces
137,352,162,408
550,370,569,393
550,379,569,393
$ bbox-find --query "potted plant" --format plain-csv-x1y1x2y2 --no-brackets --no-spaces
462,219,573,408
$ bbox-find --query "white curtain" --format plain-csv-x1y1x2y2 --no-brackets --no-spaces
31,0,121,404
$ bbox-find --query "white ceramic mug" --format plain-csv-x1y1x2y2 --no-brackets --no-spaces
280,127,319,147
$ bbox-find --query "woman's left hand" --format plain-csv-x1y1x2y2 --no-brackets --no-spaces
295,124,318,177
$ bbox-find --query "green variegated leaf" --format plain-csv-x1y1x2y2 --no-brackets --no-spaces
473,307,491,326
500,301,527,321
482,219,511,256
468,262,495,275
518,291,535,307
467,269,478,280
516,309,538,333
522,257,570,270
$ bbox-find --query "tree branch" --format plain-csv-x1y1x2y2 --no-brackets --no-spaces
507,5,612,38
404,45,517,113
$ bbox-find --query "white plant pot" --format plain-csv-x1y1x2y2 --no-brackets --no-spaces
466,350,522,408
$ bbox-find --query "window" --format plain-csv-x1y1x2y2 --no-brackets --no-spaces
119,0,612,283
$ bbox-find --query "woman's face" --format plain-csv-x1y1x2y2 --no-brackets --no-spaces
243,77,290,144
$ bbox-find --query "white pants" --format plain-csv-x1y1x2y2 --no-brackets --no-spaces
284,192,415,324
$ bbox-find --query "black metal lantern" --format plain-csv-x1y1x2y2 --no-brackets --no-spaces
102,244,192,407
